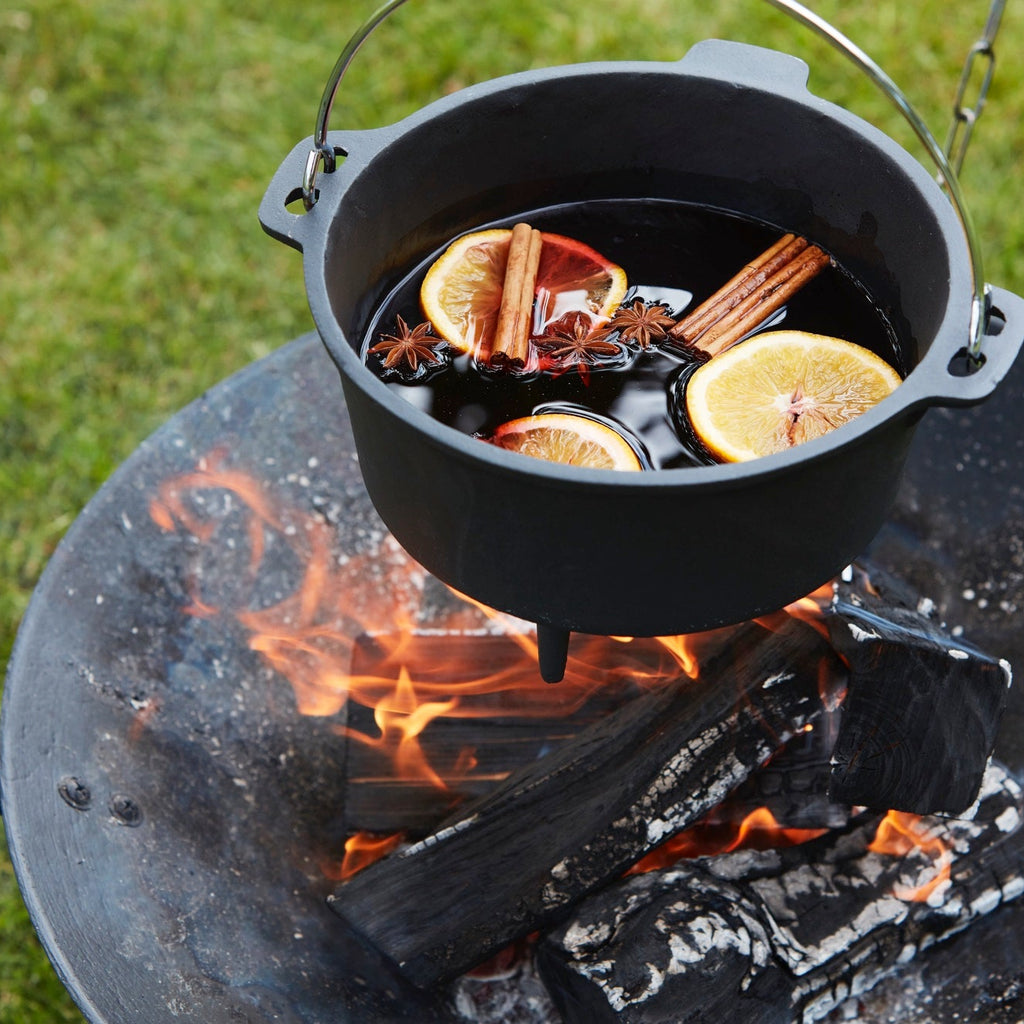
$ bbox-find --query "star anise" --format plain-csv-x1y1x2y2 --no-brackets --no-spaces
535,311,624,384
605,299,677,349
369,316,446,378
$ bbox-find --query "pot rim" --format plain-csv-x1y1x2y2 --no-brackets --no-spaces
288,52,979,489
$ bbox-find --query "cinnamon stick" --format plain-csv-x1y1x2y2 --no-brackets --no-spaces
670,234,831,357
670,233,806,342
490,223,543,369
695,245,831,357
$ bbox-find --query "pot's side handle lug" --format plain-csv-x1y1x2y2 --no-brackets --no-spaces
926,285,1024,407
677,38,811,93
259,137,324,253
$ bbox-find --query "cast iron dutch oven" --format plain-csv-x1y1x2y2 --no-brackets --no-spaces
260,0,1024,679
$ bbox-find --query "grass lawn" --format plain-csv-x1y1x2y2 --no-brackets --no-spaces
2,1,1023,1020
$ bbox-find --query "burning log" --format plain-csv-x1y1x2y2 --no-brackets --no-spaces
342,632,658,836
712,707,850,831
537,761,1024,1024
328,616,842,987
825,566,1011,814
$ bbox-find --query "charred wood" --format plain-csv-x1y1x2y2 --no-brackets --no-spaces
826,565,1011,814
846,893,1024,1023
716,713,850,831
328,617,841,988
538,761,1024,1024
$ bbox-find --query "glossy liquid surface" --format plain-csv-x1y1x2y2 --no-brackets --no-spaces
362,200,902,469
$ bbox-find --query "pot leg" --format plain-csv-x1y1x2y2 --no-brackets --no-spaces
537,624,570,684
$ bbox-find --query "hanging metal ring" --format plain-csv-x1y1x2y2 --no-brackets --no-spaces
302,142,336,212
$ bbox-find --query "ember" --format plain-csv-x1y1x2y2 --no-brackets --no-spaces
540,763,1024,1024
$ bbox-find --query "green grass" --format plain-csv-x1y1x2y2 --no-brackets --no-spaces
2,1,1023,1020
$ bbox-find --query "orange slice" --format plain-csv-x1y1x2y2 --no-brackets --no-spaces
420,228,627,357
685,330,901,463
489,413,643,471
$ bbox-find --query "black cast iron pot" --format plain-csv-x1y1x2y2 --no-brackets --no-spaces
260,30,1024,680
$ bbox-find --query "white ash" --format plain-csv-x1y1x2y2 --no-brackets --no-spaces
664,908,754,966
847,623,881,643
996,806,1022,833
399,814,479,857
561,920,613,951
1003,874,1024,903
705,848,784,882
545,763,1022,1023
451,949,559,1024
550,860,570,882
641,751,748,845
760,671,795,690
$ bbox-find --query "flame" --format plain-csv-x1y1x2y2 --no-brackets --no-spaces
340,667,459,792
651,633,701,679
784,582,834,640
148,451,713,799
326,831,406,882
629,805,828,873
731,806,830,849
630,799,955,902
150,451,853,883
631,803,952,903
868,810,952,902
147,453,964,913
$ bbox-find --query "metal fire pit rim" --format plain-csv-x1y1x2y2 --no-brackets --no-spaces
4,329,1024,1023
0,337,333,1024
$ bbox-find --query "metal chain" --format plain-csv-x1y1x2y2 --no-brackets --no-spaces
944,0,1007,175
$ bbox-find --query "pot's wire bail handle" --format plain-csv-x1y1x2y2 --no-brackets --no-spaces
304,0,999,362
301,0,409,211
759,0,994,364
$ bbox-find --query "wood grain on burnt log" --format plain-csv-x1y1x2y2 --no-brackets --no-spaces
327,617,842,988
715,715,850,831
538,761,1024,1024
826,566,1011,814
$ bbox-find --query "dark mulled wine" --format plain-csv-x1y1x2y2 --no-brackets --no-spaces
361,200,902,469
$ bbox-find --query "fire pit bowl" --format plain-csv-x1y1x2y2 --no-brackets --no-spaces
259,8,1024,677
